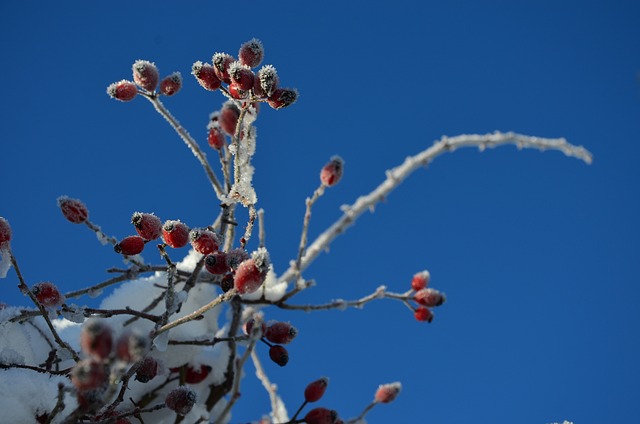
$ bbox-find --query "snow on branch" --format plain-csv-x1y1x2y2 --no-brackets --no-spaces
279,131,592,284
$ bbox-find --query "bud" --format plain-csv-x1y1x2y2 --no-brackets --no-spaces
57,196,89,224
132,60,159,92
160,72,182,96
192,61,221,91
238,38,264,68
374,382,402,403
320,156,344,187
106,80,138,102
267,88,298,110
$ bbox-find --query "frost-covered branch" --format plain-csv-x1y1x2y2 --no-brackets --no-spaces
279,131,593,284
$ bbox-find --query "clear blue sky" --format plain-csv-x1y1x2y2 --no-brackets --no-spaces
1,1,639,423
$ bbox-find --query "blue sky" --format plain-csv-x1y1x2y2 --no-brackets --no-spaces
1,1,639,423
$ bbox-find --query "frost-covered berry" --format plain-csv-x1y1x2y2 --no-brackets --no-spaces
238,38,264,68
414,288,445,307
165,386,197,416
32,282,64,308
192,61,221,91
184,364,212,384
267,88,298,110
71,358,108,391
132,60,159,92
57,196,89,224
80,319,113,360
414,306,434,322
116,331,149,363
269,345,289,367
374,382,402,404
304,407,338,424
135,356,159,383
229,62,255,91
305,377,329,403
265,322,298,345
225,248,249,270
411,270,430,291
219,102,240,136
114,235,145,256
257,65,279,97
244,318,267,337
212,52,235,84
160,72,182,96
204,252,229,275
234,259,264,294
107,80,138,102
207,126,225,150
189,228,220,255
228,82,250,100
320,156,344,187
0,217,11,246
162,220,190,248
131,212,162,241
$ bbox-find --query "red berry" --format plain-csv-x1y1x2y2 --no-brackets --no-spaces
80,319,113,359
0,217,11,246
189,228,220,255
131,212,163,241
212,53,235,84
414,288,445,307
411,270,430,291
220,273,234,292
320,156,344,187
257,65,279,97
184,364,212,384
71,358,108,391
228,82,250,100
374,382,402,403
267,88,298,110
269,345,289,367
162,220,190,248
204,252,229,275
229,62,255,91
219,102,240,136
160,72,182,96
107,80,138,102
414,306,434,323
234,259,265,294
304,407,338,424
238,38,264,68
132,60,159,92
192,62,221,91
207,126,225,150
304,377,329,403
244,318,267,337
57,196,89,224
32,282,63,308
265,322,298,345
165,386,197,416
135,356,159,383
116,331,149,363
114,235,145,256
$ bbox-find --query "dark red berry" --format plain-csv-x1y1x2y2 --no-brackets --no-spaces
234,259,266,294
71,358,108,391
229,62,255,91
162,220,190,248
414,306,434,323
212,53,235,84
320,156,344,187
305,377,329,403
160,72,182,96
80,319,113,359
374,382,402,403
219,102,240,136
304,407,338,424
135,356,159,383
414,288,445,307
189,228,219,255
267,88,298,110
0,217,11,246
165,386,196,416
131,212,162,241
269,345,289,367
184,364,212,384
238,38,264,68
107,80,137,102
265,322,298,345
207,126,225,150
114,235,145,256
32,282,63,308
132,60,159,92
411,270,430,291
228,82,249,99
57,196,89,224
225,248,249,270
220,273,234,292
192,62,221,91
204,252,229,275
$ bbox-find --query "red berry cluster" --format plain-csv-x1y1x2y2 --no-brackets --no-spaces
244,318,298,367
107,60,183,101
205,247,270,294
192,39,298,109
409,270,446,322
